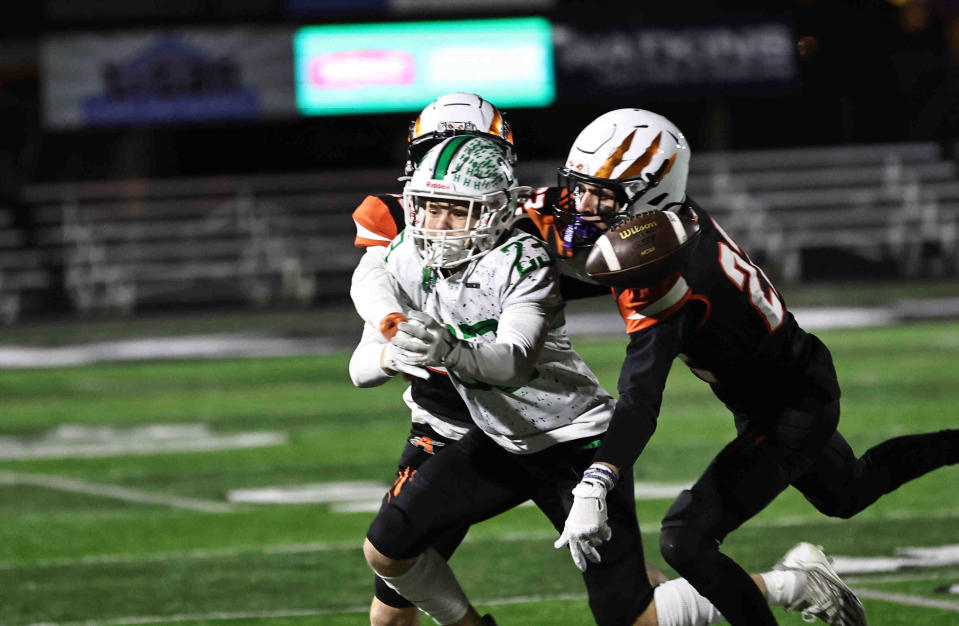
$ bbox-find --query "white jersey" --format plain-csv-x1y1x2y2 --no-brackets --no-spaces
385,229,614,454
349,317,474,440
349,245,473,440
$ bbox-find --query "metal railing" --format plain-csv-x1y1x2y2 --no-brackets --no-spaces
7,142,957,323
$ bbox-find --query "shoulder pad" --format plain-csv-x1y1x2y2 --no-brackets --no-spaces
352,194,404,248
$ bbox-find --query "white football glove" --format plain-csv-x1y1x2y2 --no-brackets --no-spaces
554,480,612,571
554,463,618,572
391,311,460,367
380,342,430,380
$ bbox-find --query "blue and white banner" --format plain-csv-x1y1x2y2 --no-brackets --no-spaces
42,28,297,129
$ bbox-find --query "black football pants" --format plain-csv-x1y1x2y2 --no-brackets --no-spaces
659,392,959,626
659,394,841,626
367,427,655,626
374,422,468,609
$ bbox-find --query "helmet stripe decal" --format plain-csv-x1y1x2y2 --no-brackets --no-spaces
595,129,636,178
663,152,677,175
433,135,473,179
491,108,504,138
619,132,663,179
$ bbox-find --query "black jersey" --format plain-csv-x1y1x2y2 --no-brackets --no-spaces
658,199,839,406
594,197,840,470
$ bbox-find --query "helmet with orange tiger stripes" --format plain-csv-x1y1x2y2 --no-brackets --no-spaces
407,92,515,175
553,108,691,250
561,108,690,215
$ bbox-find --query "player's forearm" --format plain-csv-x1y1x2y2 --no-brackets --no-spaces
350,248,404,327
559,274,612,301
447,342,536,387
593,394,660,470
348,325,393,388
446,302,548,387
592,321,680,470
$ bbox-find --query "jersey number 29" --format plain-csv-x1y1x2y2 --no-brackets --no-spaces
715,228,784,333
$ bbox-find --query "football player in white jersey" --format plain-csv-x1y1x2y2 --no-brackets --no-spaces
350,93,523,626
351,93,625,626
352,135,859,626
359,134,648,626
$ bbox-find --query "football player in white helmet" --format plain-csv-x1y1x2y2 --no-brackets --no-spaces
553,108,690,252
550,107,958,625
349,95,516,626
361,134,638,626
403,135,523,270
351,92,517,333
406,92,515,175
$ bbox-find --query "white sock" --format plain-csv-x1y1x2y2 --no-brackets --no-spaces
377,548,470,625
760,570,808,607
654,578,725,626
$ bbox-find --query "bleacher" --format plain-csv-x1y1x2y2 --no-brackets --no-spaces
6,142,959,323
688,143,959,281
19,172,402,315
0,206,49,324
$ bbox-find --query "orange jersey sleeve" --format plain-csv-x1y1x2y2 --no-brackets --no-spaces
352,194,404,248
615,272,692,333
517,187,575,260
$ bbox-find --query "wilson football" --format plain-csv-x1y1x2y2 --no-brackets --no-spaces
584,210,701,288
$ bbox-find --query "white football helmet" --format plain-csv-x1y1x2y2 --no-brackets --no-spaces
556,108,690,249
404,136,524,269
407,92,515,175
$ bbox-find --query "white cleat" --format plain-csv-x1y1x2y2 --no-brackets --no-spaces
773,542,868,626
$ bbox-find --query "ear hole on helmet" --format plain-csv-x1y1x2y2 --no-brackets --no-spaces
648,193,668,206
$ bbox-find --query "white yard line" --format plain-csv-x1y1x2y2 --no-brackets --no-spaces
6,510,959,572
25,607,368,626
846,571,959,585
26,588,959,626
0,335,344,368
262,480,694,512
855,588,959,612
25,593,593,626
0,541,361,571
0,470,236,514
749,507,959,527
0,432,287,461
0,304,926,369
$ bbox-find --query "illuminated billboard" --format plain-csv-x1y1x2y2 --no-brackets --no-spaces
294,18,554,116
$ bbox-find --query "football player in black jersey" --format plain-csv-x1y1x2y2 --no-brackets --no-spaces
550,108,959,626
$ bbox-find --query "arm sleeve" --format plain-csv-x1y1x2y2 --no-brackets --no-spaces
591,310,686,471
350,246,406,329
446,301,549,388
559,274,612,300
348,322,394,388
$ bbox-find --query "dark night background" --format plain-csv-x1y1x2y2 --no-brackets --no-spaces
0,0,956,189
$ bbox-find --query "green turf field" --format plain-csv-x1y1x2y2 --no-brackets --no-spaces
1,320,958,625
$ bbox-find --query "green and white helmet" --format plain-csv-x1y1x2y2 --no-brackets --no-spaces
404,136,524,269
